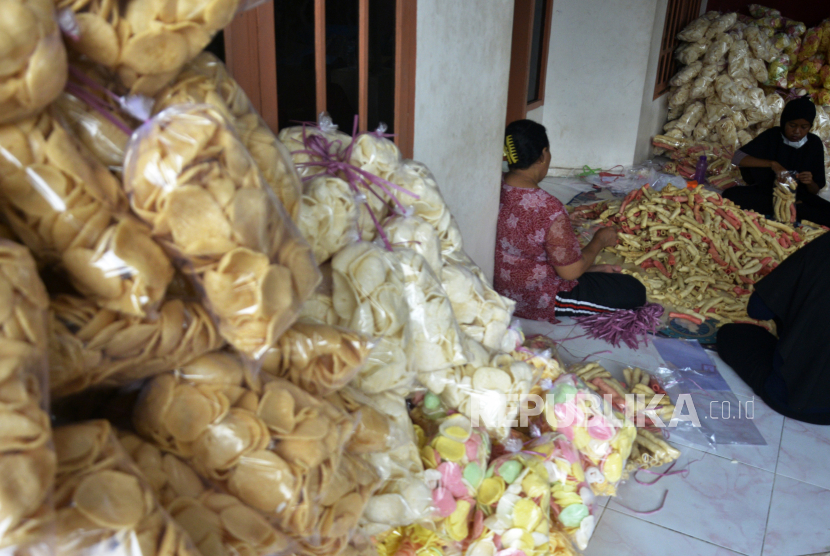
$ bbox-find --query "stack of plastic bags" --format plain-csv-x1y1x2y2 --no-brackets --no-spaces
0,2,684,554
663,11,781,151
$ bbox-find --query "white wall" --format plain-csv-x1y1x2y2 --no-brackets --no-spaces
526,105,544,124
542,0,660,170
634,0,670,163
634,0,709,163
412,0,514,281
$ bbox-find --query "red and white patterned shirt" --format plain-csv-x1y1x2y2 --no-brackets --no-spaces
493,181,582,321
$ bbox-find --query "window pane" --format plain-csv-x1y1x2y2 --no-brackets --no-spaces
368,0,396,133
527,0,546,103
274,0,317,130
326,0,360,132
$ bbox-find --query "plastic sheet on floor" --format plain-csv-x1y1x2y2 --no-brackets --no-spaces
651,336,766,448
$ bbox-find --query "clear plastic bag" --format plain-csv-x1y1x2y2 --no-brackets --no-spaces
48,294,223,399
260,321,375,397
441,250,516,352
670,102,705,135
387,161,455,250
798,27,822,61
705,12,737,38
467,451,551,556
749,57,769,82
278,118,353,180
394,247,468,373
650,337,766,447
0,241,55,556
666,102,686,121
382,214,443,276
52,91,132,175
675,41,708,65
418,413,492,542
749,4,780,18
0,111,175,317
703,33,734,66
57,0,255,95
325,386,395,455
297,174,361,264
0,0,67,125
668,82,692,108
133,353,357,539
349,127,403,181
669,61,702,87
123,105,320,360
693,120,711,141
154,52,304,221
49,420,200,556
677,16,712,43
689,75,715,100
356,397,434,537
745,25,772,61
727,40,751,78
418,343,538,440
118,431,295,556
531,433,598,551
330,241,415,395
716,118,740,150
540,374,636,497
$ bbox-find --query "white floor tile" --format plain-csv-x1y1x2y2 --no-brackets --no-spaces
776,418,830,491
762,475,830,556
669,394,785,473
517,317,577,342
608,446,774,556
585,509,745,556
703,348,755,398
555,325,665,370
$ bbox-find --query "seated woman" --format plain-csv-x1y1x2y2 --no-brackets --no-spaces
494,119,646,320
723,96,830,226
716,231,830,425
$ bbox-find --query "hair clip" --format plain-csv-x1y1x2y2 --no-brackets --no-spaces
505,135,518,165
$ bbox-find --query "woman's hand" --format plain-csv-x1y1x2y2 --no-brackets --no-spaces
588,264,621,273
797,171,814,185
593,226,619,249
770,161,787,175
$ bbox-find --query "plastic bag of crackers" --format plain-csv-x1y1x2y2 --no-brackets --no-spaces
123,104,320,360
0,241,55,556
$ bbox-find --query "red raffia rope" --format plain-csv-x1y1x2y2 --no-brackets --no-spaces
573,303,664,350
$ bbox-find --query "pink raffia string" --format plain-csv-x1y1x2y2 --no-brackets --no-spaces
69,66,122,105
289,116,421,250
612,489,669,515
634,457,702,485
573,303,665,350
65,82,134,137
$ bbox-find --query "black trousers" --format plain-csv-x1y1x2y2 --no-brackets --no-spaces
555,272,647,316
722,185,830,227
716,324,830,425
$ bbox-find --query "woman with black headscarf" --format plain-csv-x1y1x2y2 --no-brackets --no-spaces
722,96,830,226
716,230,830,425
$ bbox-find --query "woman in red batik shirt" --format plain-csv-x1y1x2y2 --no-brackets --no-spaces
494,120,646,320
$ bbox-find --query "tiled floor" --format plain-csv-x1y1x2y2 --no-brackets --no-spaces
519,317,830,556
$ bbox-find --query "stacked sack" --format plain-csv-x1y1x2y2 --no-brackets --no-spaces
783,17,830,105
662,11,785,152
0,1,682,555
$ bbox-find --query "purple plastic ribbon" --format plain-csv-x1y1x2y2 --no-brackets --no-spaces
64,82,133,137
612,489,669,515
573,303,665,350
287,117,421,251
